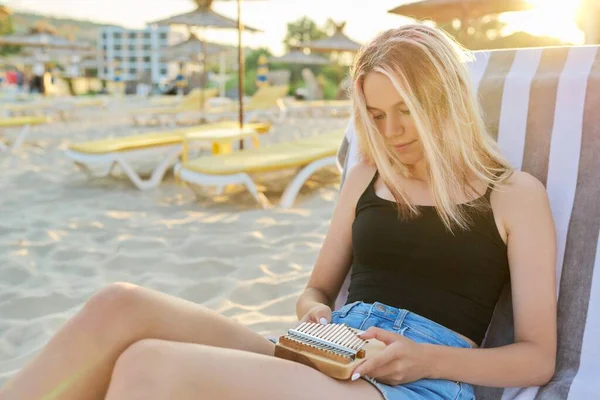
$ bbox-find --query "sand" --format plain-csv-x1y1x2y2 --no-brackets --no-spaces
0,100,348,385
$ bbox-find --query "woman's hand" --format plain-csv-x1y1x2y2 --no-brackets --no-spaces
351,327,430,385
299,303,332,325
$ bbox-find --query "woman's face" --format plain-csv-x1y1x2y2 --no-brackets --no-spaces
362,72,424,166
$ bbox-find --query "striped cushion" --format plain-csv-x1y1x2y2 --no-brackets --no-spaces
335,45,600,399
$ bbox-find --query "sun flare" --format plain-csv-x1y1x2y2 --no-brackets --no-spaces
502,0,585,43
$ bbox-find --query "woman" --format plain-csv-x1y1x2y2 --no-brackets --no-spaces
0,25,557,400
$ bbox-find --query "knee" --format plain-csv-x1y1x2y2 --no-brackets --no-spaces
79,282,145,337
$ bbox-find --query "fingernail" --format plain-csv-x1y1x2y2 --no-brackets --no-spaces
351,373,361,381
319,317,328,325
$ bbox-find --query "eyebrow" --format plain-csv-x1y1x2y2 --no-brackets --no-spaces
366,101,406,112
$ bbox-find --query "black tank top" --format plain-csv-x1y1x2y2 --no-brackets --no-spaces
347,172,509,345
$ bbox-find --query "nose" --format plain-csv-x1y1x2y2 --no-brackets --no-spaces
384,114,403,138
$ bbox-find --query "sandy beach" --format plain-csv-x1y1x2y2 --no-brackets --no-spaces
0,102,348,385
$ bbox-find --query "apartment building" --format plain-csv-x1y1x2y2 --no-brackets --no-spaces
98,26,184,84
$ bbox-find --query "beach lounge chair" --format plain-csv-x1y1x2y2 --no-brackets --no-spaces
0,115,49,151
285,99,352,119
65,121,271,190
180,85,290,126
4,97,97,121
175,130,344,208
336,45,600,399
131,88,219,127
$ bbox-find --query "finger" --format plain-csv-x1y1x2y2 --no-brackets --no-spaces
358,327,400,345
314,309,332,325
298,314,316,324
352,347,398,379
365,360,398,381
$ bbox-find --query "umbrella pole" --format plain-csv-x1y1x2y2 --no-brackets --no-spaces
237,0,245,147
201,36,207,115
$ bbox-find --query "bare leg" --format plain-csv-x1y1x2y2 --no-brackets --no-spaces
0,283,275,400
105,339,383,400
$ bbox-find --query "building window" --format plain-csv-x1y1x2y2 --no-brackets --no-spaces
104,67,108,74
160,68,168,75
129,68,136,74
115,45,122,50
129,32,137,39
115,57,122,62
143,56,151,62
102,32,107,39
129,45,135,51
114,33,122,39
129,57,137,62
144,32,151,39
160,32,167,40
143,45,151,51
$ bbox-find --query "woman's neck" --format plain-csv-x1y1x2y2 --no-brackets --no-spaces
406,160,429,182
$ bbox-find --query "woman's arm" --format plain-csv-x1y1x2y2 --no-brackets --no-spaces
296,163,376,320
423,171,557,387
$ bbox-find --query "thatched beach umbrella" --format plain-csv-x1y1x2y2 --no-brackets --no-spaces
161,33,230,61
152,0,262,127
0,33,92,50
0,21,92,51
0,5,12,17
269,49,330,65
388,0,534,22
300,22,362,53
161,34,233,96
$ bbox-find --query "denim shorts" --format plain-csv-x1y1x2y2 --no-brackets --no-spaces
330,301,476,400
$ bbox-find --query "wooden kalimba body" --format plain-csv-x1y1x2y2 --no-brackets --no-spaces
274,322,385,380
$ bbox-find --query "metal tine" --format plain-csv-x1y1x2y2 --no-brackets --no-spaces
339,328,359,348
329,325,349,344
350,328,367,348
320,324,337,340
347,332,365,350
295,322,308,333
294,322,310,332
290,323,360,357
340,329,357,347
313,324,331,340
329,325,345,342
341,327,361,349
315,324,328,338
305,323,321,335
308,323,335,340
340,327,360,349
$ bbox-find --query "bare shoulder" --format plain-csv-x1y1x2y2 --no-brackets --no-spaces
495,170,548,204
492,170,553,234
334,162,377,216
504,170,546,192
341,162,377,197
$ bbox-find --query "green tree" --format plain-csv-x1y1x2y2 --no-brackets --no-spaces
0,10,18,56
244,47,272,72
283,16,327,51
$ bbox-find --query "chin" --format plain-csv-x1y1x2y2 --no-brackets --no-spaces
395,152,424,165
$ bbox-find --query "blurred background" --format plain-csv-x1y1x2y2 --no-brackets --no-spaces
0,0,597,101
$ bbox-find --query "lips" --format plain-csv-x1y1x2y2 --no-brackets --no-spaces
393,140,416,150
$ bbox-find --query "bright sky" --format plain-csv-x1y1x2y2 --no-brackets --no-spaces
4,0,585,55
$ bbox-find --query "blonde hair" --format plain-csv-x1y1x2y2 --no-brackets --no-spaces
351,24,512,231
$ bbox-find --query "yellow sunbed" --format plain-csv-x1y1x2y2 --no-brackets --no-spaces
176,131,344,208
131,88,219,126
0,116,49,151
65,121,271,190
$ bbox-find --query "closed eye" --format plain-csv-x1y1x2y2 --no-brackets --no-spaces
372,113,385,120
